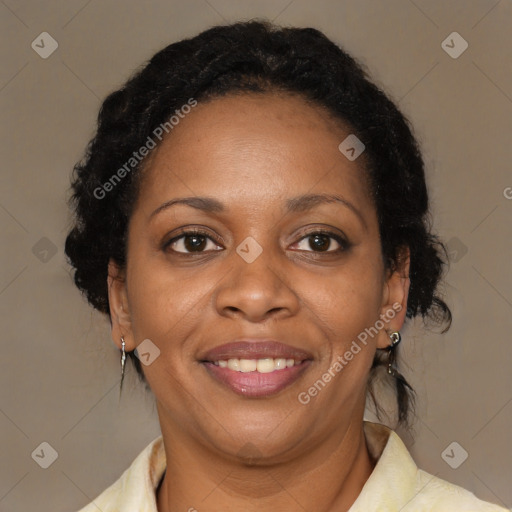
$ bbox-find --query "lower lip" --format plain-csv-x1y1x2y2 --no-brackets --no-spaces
202,361,311,398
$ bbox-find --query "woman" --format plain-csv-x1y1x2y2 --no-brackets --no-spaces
66,21,507,512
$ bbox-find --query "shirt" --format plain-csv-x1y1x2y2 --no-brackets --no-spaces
76,421,508,511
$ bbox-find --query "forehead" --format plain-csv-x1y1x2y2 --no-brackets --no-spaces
136,92,372,212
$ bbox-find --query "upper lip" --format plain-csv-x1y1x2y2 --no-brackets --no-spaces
200,340,313,362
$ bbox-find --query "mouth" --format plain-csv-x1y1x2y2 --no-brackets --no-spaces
199,340,313,398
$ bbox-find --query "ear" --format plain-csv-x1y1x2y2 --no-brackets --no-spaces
107,259,135,351
376,247,410,349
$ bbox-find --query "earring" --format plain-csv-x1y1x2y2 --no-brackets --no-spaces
120,336,126,395
387,331,401,376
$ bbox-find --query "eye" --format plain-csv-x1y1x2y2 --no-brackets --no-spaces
165,230,223,254
292,231,348,253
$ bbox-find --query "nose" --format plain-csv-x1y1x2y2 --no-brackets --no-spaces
214,243,300,323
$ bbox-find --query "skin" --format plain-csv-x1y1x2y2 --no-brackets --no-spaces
107,92,410,512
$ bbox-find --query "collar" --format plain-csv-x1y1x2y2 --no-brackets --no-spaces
348,421,419,511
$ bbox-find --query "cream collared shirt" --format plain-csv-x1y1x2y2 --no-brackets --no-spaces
76,421,508,511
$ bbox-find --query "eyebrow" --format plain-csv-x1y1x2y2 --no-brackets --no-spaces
150,193,367,230
285,193,366,229
150,197,224,219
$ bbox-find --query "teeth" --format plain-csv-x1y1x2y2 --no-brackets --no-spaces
239,359,257,373
275,358,287,370
215,358,301,373
227,359,240,371
256,358,275,373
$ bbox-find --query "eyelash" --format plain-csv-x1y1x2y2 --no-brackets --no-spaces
164,228,350,255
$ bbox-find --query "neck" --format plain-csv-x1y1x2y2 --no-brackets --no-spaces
156,416,375,512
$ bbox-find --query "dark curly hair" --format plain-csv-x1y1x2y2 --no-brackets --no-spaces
65,20,451,428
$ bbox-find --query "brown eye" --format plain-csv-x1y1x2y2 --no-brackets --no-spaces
292,231,349,253
167,231,223,254
308,234,332,252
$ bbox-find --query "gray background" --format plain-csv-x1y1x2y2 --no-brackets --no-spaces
1,1,511,511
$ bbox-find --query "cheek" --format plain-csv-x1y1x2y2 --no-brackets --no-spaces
124,259,212,400
295,258,385,396
296,263,384,409
126,258,213,343
302,256,384,336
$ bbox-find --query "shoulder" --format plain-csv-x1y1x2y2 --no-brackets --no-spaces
353,422,508,512
403,470,509,511
75,436,166,512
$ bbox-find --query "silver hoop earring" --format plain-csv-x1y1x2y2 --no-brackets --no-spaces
387,331,401,375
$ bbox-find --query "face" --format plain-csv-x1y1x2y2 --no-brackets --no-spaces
108,92,409,462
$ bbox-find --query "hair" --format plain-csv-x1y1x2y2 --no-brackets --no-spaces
65,20,451,428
